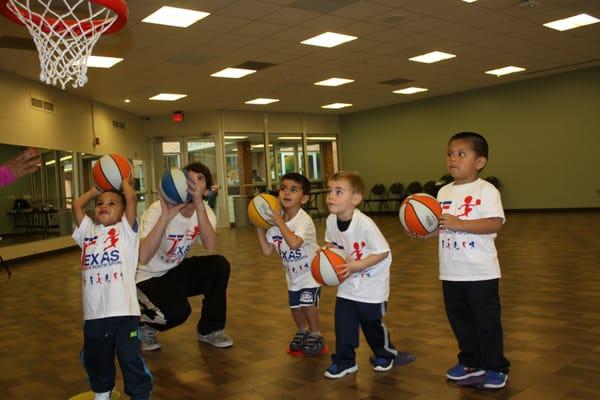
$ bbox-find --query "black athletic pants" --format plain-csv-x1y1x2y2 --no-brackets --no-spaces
442,279,510,373
136,255,230,335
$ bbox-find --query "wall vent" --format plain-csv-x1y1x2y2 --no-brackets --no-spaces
112,120,126,129
30,97,54,113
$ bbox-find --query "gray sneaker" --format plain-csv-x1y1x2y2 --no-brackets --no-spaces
140,325,161,351
197,330,234,348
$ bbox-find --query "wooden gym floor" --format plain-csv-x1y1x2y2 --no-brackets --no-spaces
1,211,599,400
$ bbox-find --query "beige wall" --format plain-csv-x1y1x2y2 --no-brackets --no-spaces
0,70,146,161
340,67,600,209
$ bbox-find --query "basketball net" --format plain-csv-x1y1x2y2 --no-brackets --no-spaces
3,0,124,89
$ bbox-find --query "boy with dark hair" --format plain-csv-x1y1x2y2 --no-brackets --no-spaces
256,172,325,356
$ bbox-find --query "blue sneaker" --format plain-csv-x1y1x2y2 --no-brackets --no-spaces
370,356,394,372
482,370,508,389
446,364,485,381
324,363,358,379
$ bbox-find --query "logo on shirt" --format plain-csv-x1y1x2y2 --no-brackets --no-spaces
350,241,366,261
104,228,119,250
457,195,481,218
441,238,476,251
441,200,452,211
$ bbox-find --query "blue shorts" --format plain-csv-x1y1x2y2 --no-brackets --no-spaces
288,287,320,308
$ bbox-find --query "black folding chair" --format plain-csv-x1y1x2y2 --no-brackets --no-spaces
385,182,404,211
363,183,387,212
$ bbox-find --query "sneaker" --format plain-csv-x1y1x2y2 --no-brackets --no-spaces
324,363,358,379
140,325,161,351
197,330,234,348
370,356,394,372
446,364,485,381
94,391,111,400
303,334,325,356
289,331,308,352
482,370,508,389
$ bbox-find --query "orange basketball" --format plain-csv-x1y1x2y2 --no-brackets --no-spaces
311,248,347,286
399,193,442,236
92,153,132,191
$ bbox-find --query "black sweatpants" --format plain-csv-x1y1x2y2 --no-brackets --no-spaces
136,255,230,335
442,279,510,373
82,316,153,400
333,297,398,369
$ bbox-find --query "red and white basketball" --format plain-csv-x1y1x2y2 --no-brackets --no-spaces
399,193,442,236
311,248,347,286
92,153,132,191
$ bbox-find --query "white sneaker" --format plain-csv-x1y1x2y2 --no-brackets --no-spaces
197,330,233,348
140,325,161,351
94,391,111,400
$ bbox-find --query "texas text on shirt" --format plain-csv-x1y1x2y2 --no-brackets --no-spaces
437,178,506,281
72,214,141,320
135,200,218,283
267,207,320,291
325,209,391,303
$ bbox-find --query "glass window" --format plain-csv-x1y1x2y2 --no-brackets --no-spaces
306,135,338,189
59,151,74,208
187,137,217,185
162,140,181,172
268,134,304,189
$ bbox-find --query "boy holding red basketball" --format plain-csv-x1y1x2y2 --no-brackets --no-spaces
323,172,415,379
72,175,153,400
255,172,325,356
416,132,510,389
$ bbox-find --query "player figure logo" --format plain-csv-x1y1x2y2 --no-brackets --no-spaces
351,241,366,260
457,195,481,218
186,226,200,240
104,228,120,250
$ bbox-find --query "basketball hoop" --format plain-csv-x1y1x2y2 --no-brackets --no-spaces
0,0,128,89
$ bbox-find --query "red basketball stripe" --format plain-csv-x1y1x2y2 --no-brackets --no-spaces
411,194,442,217
92,162,114,191
403,203,429,236
109,153,131,179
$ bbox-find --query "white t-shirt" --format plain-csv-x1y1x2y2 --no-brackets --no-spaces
72,214,141,320
325,209,392,303
135,200,217,283
437,178,506,281
266,208,320,291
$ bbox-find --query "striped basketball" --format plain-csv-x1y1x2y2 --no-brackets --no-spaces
160,168,190,204
92,153,132,191
399,193,442,236
311,248,347,286
247,193,281,229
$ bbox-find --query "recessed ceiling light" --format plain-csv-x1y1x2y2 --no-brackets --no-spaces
308,136,337,140
393,87,429,95
485,66,526,77
461,0,477,3
86,56,123,68
321,103,353,109
149,93,187,101
409,51,456,64
277,136,302,140
314,77,354,87
245,98,280,105
543,13,599,31
301,32,357,48
142,6,210,28
211,67,256,79
224,136,248,139
124,99,131,103
251,144,265,149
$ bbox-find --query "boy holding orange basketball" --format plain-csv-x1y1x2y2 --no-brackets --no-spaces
323,172,415,379
72,175,153,400
418,132,510,389
255,172,325,356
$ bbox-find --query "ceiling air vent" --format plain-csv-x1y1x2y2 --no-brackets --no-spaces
112,120,126,129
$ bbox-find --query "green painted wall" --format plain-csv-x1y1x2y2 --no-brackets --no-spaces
340,67,600,209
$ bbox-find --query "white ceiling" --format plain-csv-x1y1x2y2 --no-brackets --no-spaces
0,0,599,116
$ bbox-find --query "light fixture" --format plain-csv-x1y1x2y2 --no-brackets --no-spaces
409,51,456,64
149,93,187,101
543,13,599,31
124,99,131,103
224,136,248,139
301,32,357,48
142,6,210,28
251,144,265,149
211,67,256,79
314,77,354,87
321,103,353,109
245,98,280,105
85,56,123,68
277,136,302,140
485,66,526,77
393,87,429,95
461,0,477,3
308,136,337,140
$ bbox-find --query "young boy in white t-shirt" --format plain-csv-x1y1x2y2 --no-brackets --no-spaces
256,173,325,356
72,176,152,400
436,132,510,389
323,172,415,379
